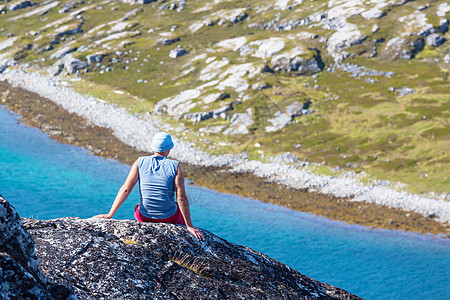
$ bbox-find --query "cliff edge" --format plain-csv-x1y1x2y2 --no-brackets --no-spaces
0,194,362,299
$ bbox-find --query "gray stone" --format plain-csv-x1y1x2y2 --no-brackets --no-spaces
55,26,83,38
271,49,324,75
0,63,7,74
337,63,396,78
159,37,180,46
252,82,270,90
0,195,362,299
438,19,449,34
266,101,313,132
121,0,156,4
49,46,78,59
262,64,275,73
169,47,187,58
8,1,35,11
0,195,75,299
183,102,240,123
183,111,213,122
223,109,254,135
63,56,88,74
270,152,298,164
389,86,415,97
426,34,446,47
48,64,64,76
86,54,105,64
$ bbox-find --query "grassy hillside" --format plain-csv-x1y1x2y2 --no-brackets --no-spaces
1,0,449,195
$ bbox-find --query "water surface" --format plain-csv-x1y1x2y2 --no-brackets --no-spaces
1,107,449,300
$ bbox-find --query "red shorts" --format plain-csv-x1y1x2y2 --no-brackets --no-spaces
134,204,186,225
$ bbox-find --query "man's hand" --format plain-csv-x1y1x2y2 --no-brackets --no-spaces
187,226,205,241
92,213,112,219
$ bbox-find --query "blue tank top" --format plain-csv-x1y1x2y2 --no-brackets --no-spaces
137,156,179,219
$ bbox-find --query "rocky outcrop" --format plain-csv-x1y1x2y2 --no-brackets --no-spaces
1,195,362,299
0,195,74,299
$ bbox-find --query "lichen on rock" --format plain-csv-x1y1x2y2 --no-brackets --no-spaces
1,194,362,299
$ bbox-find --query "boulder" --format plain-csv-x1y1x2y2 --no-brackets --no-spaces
63,55,88,74
438,19,449,34
1,195,362,299
49,46,78,60
86,54,105,64
382,37,424,60
55,26,83,38
0,195,74,299
223,108,254,135
262,64,275,73
426,34,446,47
271,48,324,75
183,101,239,123
389,86,415,97
361,8,385,20
169,47,187,58
8,0,35,11
265,101,313,132
121,0,156,4
159,37,180,46
48,63,64,77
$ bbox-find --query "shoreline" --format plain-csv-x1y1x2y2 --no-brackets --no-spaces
1,66,449,237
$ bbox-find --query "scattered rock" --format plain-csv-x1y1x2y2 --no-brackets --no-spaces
270,152,298,164
389,86,415,97
159,37,180,46
86,54,105,64
253,37,285,59
271,48,324,75
0,37,18,52
436,2,450,18
155,89,201,117
62,55,88,74
55,25,83,38
169,47,187,58
216,36,247,51
223,108,254,135
426,34,446,47
49,46,78,60
372,24,380,34
438,19,449,34
337,63,395,78
218,92,230,101
252,82,270,90
121,0,156,4
183,101,240,123
58,1,78,14
8,1,35,11
417,4,430,11
382,37,424,60
48,63,64,77
266,101,313,132
262,64,275,73
361,8,385,20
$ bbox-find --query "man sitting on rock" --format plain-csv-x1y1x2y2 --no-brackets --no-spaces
94,132,204,240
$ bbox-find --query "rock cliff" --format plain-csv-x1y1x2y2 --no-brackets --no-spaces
0,195,362,299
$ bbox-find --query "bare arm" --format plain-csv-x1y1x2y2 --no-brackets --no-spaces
93,159,139,219
175,164,204,240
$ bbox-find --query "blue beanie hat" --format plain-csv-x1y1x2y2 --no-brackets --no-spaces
151,132,174,152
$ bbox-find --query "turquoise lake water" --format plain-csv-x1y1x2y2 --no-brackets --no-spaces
1,106,449,299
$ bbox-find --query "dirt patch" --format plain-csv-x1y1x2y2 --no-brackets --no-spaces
1,80,448,237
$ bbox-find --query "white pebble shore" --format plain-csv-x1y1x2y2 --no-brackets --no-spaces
2,68,449,224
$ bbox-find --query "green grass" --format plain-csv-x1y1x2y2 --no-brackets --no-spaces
1,0,449,195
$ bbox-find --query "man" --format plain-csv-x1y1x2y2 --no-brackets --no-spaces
94,132,204,240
